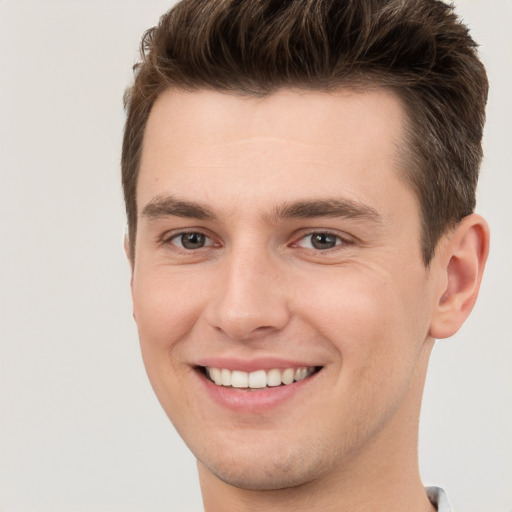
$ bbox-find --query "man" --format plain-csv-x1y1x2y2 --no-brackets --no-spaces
121,1,489,510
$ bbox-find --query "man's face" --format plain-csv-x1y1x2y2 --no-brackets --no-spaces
131,88,440,490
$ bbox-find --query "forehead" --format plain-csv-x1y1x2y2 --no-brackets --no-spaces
138,87,413,220
142,87,405,156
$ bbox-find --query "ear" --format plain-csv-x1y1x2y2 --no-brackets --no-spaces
123,225,135,284
123,226,138,322
429,214,490,339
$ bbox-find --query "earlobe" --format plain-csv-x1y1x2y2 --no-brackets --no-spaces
429,214,490,339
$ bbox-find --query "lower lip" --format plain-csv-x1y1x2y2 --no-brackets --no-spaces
196,369,320,413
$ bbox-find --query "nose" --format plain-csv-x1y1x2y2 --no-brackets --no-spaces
204,245,291,341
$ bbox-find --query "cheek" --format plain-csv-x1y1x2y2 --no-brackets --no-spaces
132,269,205,355
131,270,206,425
296,265,430,373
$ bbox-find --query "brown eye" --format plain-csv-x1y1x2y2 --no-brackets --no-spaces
296,232,342,250
175,232,207,249
310,233,338,249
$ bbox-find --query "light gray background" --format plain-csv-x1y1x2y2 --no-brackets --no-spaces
0,1,510,511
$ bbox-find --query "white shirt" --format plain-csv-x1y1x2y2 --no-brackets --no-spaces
427,487,453,512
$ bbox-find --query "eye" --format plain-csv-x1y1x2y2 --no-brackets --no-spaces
296,232,344,250
170,232,214,250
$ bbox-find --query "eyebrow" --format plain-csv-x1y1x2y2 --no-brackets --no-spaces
271,198,383,224
141,195,382,224
141,195,218,221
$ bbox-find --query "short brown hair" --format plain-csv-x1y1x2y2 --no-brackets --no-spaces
122,0,488,264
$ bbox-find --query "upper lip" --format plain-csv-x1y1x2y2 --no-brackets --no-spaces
195,356,323,373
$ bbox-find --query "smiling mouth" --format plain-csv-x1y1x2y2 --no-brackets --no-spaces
200,366,321,389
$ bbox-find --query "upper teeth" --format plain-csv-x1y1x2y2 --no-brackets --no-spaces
205,367,316,389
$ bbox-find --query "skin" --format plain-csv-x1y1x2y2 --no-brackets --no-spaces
128,88,489,512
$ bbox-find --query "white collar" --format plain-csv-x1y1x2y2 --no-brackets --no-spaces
426,486,453,512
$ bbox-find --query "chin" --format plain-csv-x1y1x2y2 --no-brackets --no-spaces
195,437,334,491
205,460,318,491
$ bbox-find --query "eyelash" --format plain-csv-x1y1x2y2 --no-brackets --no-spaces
291,231,350,252
161,229,352,253
162,230,217,251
